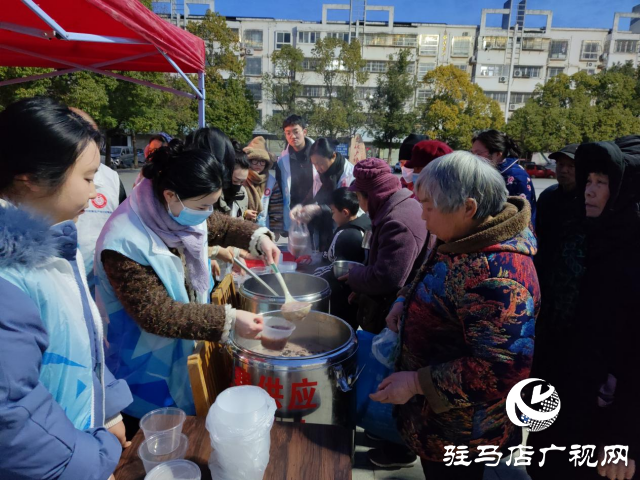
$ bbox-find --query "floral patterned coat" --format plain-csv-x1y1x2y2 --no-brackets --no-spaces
397,197,540,462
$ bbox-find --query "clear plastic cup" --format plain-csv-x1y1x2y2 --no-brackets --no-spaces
138,432,189,473
211,385,270,430
260,317,296,351
144,459,201,480
139,407,186,449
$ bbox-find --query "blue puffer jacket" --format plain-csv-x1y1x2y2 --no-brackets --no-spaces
498,158,537,225
0,200,132,480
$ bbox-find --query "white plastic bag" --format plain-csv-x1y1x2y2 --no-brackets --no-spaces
288,216,312,258
206,386,277,480
371,328,400,369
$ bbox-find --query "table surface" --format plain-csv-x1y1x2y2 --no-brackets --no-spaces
114,417,353,480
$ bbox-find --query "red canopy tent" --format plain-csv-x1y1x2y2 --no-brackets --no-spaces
0,0,207,126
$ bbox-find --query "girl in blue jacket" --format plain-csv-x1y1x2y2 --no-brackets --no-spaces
0,97,132,480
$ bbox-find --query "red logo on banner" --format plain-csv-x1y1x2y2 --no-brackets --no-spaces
91,194,107,209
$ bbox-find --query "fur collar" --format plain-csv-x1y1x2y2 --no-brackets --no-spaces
438,197,531,255
0,200,58,269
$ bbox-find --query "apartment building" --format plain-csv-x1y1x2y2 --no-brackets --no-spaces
155,1,640,130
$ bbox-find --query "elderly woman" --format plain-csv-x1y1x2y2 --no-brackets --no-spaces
372,151,540,479
528,138,640,480
343,157,428,334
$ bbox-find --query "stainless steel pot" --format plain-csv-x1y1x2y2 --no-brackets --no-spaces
226,311,360,427
238,272,330,314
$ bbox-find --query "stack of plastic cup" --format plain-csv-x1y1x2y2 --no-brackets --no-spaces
140,407,186,453
138,432,189,473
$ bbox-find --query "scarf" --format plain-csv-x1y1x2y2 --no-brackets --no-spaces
134,178,209,295
244,170,267,213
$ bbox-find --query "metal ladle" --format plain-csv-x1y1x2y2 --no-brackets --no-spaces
232,257,279,297
269,263,312,321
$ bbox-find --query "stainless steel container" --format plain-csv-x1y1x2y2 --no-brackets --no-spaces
226,311,360,427
238,272,331,314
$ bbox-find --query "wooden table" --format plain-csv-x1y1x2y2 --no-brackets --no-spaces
114,417,353,480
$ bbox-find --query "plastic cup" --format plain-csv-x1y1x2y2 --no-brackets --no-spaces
260,317,296,351
138,432,189,473
144,459,201,480
139,407,186,451
210,385,271,430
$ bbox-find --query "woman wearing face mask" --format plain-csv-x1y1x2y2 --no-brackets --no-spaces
397,134,429,192
528,138,640,480
0,97,132,480
403,140,452,199
95,143,280,423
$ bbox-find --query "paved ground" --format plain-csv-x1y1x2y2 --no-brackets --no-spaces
118,168,548,479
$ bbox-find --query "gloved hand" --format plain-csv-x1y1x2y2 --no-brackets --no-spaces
290,204,321,223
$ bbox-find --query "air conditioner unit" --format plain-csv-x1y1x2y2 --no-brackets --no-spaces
499,76,507,83
245,48,254,56
514,70,522,77
509,103,519,111
587,62,594,67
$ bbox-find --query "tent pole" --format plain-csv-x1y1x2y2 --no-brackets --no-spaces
198,71,205,128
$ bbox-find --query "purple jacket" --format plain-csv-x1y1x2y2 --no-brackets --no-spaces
349,189,427,296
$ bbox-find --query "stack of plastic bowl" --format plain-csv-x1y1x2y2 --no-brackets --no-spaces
138,408,189,473
144,459,201,480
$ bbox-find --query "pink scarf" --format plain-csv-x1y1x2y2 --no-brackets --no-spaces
134,179,210,295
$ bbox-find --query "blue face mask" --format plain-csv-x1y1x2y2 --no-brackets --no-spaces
168,195,214,226
413,173,420,185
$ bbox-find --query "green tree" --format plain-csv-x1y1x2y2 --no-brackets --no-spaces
262,45,305,135
366,49,416,162
419,65,504,150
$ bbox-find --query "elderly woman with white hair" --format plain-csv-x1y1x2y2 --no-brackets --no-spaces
370,151,541,479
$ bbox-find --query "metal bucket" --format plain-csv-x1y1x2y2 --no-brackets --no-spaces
226,310,360,427
238,272,331,314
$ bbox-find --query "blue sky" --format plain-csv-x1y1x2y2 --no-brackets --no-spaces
214,0,640,29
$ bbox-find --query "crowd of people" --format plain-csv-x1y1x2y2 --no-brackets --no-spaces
0,95,638,480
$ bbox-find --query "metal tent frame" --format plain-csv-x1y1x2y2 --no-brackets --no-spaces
0,0,206,127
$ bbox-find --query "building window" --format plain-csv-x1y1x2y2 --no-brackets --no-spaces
230,28,240,42
478,64,510,77
416,89,433,105
392,34,418,47
363,34,417,47
522,37,544,51
615,40,638,54
451,37,472,57
356,87,377,100
327,32,350,42
454,64,468,73
420,35,439,56
581,41,600,61
244,57,262,76
243,30,263,49
362,61,388,73
510,92,533,104
256,109,262,127
549,40,568,60
418,62,436,79
581,68,597,75
247,83,262,101
485,91,508,103
301,86,325,98
276,31,292,49
483,36,507,50
298,31,320,44
513,65,541,78
301,58,318,71
548,67,564,78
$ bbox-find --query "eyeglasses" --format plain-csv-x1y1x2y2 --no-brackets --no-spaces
250,159,267,166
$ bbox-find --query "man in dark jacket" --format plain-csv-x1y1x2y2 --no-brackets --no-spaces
535,144,579,278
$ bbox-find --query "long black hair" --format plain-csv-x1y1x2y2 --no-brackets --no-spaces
309,138,338,159
185,127,235,188
142,143,225,204
472,129,521,160
0,96,102,194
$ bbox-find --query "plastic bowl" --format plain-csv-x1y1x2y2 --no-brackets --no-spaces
333,260,364,278
144,459,201,480
138,432,189,472
139,407,186,443
260,316,296,351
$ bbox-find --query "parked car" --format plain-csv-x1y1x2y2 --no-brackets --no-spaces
393,161,402,173
100,154,120,169
119,150,145,168
525,163,556,179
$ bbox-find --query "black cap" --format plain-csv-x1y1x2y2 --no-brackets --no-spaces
399,134,429,162
549,143,579,161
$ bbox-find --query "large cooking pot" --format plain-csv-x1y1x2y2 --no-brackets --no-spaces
238,272,330,314
226,311,360,427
